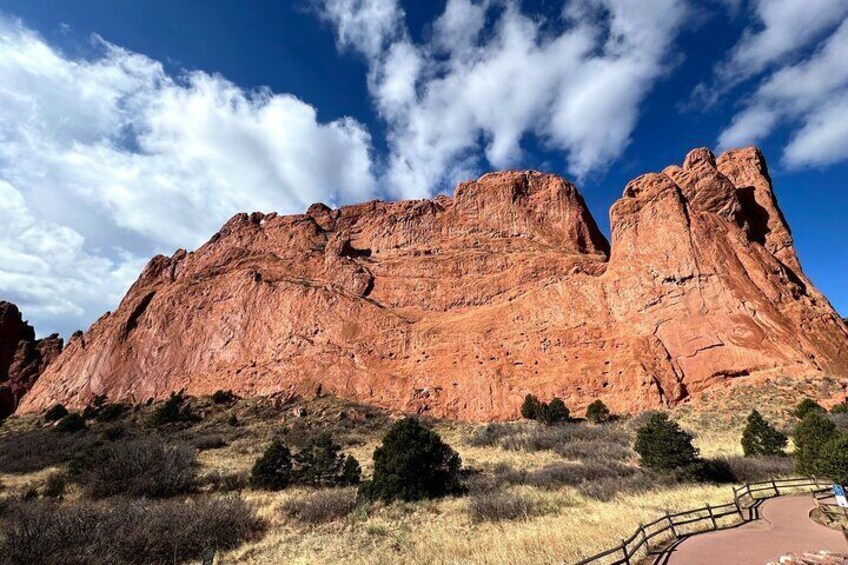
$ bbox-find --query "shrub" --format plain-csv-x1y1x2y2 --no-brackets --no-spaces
152,391,193,425
578,472,671,501
831,402,848,414
553,439,632,462
81,394,109,420
538,397,570,426
830,412,848,433
44,404,68,422
467,491,542,523
521,394,542,420
71,438,198,498
101,424,127,441
717,455,794,483
0,496,264,565
586,400,612,424
228,413,240,427
741,410,787,457
203,470,249,493
0,427,99,473
212,389,238,404
359,417,463,502
679,458,736,484
251,438,293,490
794,398,825,420
292,432,361,487
192,433,228,451
42,472,68,498
500,422,631,459
341,455,362,486
55,413,87,433
95,402,127,423
816,434,848,486
794,412,838,476
466,423,519,447
279,488,359,524
634,413,698,473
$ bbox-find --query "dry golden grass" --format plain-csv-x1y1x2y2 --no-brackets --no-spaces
2,377,831,565
218,477,732,564
205,417,739,565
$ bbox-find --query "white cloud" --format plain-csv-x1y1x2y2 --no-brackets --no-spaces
0,17,377,336
0,180,145,333
316,0,404,60
717,0,848,84
716,19,848,168
317,0,689,198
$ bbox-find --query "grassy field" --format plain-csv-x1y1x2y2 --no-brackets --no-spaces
1,376,838,565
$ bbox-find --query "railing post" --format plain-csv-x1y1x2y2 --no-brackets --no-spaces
621,539,631,565
639,523,648,556
771,479,779,497
734,498,744,521
666,510,677,538
707,503,717,530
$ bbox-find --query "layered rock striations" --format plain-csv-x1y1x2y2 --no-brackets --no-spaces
17,147,848,419
0,301,63,417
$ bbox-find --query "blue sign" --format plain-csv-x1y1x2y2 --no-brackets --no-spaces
833,484,848,508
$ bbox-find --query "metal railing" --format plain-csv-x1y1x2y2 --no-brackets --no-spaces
573,477,832,565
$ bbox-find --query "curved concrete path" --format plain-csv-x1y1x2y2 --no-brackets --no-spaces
659,495,846,565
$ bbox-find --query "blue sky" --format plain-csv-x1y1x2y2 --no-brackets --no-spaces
0,0,846,337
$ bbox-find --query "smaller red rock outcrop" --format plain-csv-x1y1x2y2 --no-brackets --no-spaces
0,301,63,417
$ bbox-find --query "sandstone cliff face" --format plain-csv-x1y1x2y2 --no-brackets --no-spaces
0,302,63,417
17,147,848,420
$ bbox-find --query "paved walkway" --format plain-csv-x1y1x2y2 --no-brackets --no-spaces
658,495,846,565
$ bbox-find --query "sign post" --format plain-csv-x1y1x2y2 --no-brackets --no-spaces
833,484,848,508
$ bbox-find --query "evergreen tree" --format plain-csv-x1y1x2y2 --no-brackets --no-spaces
44,404,68,422
359,418,463,502
586,400,612,424
794,398,825,420
634,413,699,472
152,391,192,425
341,455,362,486
816,434,848,486
794,412,838,476
831,402,848,415
539,397,570,425
741,410,787,457
292,432,361,487
520,394,541,420
250,438,292,490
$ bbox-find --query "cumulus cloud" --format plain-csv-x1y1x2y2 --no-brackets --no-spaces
717,18,848,168
0,17,377,335
317,0,689,198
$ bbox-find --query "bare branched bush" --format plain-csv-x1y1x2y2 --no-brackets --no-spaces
279,488,359,524
0,496,264,565
71,438,198,498
202,469,249,493
716,455,794,483
499,422,631,456
0,428,99,473
465,423,521,447
467,491,543,523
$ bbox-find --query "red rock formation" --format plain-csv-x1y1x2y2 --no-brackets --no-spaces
16,147,848,420
0,301,63,417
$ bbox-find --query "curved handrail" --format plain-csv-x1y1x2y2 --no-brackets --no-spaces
573,476,831,565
